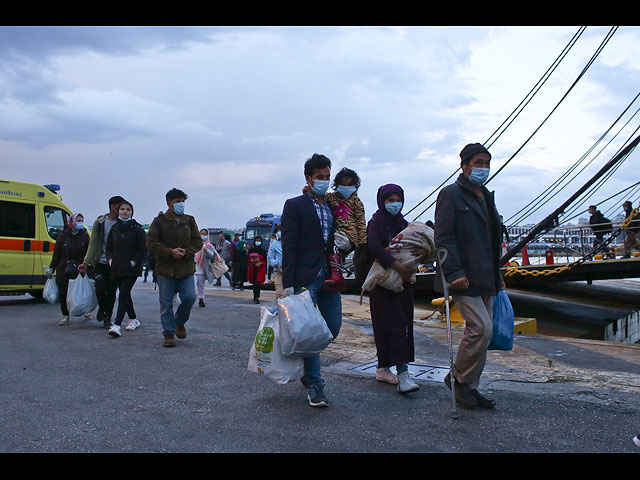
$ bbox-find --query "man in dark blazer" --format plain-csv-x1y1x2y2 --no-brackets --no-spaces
434,143,504,410
281,153,343,408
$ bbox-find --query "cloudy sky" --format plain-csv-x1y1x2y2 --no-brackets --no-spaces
1,26,639,231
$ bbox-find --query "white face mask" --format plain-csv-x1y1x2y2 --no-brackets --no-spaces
255,241,262,246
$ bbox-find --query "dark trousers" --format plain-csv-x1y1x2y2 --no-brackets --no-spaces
58,282,69,316
94,263,135,320
113,276,138,326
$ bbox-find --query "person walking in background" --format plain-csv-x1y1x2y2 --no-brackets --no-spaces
267,226,284,300
214,232,233,286
105,201,146,337
143,248,156,283
588,205,611,251
147,188,202,348
48,213,90,325
78,195,132,329
195,229,216,307
366,184,420,393
622,200,640,258
231,239,248,291
248,236,267,304
434,143,503,410
281,153,342,408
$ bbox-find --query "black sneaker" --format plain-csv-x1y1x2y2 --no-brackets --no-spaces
307,384,329,408
199,299,205,307
97,309,104,322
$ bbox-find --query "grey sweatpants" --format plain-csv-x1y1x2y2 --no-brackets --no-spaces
452,294,494,390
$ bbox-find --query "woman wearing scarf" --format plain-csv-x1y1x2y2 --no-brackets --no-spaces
231,239,248,290
48,213,91,325
247,236,267,304
195,229,216,307
366,184,420,393
105,201,147,337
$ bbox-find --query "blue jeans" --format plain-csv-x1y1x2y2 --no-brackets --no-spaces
156,274,197,337
295,275,342,387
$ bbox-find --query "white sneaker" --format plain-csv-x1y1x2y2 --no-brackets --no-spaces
108,324,121,337
634,434,640,449
125,319,140,331
58,316,69,326
397,371,420,394
376,368,399,385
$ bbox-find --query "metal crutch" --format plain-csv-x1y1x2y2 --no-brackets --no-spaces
437,248,458,420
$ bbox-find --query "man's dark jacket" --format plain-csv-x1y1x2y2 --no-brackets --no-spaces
434,173,502,297
146,209,203,279
281,194,336,290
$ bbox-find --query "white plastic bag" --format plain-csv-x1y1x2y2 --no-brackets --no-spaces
66,274,97,316
276,290,334,357
248,306,304,384
43,277,59,304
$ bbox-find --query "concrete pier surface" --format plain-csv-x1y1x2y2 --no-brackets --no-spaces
1,281,639,453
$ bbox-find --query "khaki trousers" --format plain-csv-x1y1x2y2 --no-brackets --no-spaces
452,294,494,390
274,271,284,300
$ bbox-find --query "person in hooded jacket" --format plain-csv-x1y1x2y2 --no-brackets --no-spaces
248,236,267,304
105,200,147,338
367,184,420,393
48,213,91,325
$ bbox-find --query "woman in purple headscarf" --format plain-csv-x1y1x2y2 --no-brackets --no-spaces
366,184,420,394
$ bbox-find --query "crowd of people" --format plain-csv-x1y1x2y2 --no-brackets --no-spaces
44,146,640,432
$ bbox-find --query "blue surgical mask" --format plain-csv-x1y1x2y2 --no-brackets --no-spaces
337,185,357,199
255,241,262,246
385,202,403,216
173,202,185,215
276,232,281,240
201,235,208,241
74,222,84,230
311,180,330,196
118,216,132,222
469,167,490,186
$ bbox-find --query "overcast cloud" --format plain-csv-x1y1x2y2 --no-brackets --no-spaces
1,26,639,230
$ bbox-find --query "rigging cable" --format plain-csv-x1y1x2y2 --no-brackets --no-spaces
405,26,587,220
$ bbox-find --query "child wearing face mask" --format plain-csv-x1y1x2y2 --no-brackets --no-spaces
248,236,267,304
195,229,217,307
324,168,367,289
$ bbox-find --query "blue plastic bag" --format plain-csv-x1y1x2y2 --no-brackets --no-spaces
488,289,514,351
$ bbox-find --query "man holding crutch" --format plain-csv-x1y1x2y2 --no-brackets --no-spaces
434,143,505,409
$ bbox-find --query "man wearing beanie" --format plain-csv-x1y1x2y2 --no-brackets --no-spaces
434,142,504,409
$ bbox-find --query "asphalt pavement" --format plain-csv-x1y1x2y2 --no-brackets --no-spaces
1,279,639,453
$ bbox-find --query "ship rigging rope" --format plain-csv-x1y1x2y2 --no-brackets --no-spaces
405,26,587,220
485,26,619,185
505,95,640,226
558,124,640,221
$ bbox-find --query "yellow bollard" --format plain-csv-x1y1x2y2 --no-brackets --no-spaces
431,297,465,323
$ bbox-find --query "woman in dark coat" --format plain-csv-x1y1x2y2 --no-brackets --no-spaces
367,184,420,394
231,240,248,291
105,200,147,338
49,213,91,325
247,236,267,304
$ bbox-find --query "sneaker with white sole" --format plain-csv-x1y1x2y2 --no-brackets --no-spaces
108,324,121,337
58,316,69,326
307,384,329,407
83,313,92,321
125,319,140,331
397,371,420,394
376,367,399,385
634,434,640,449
